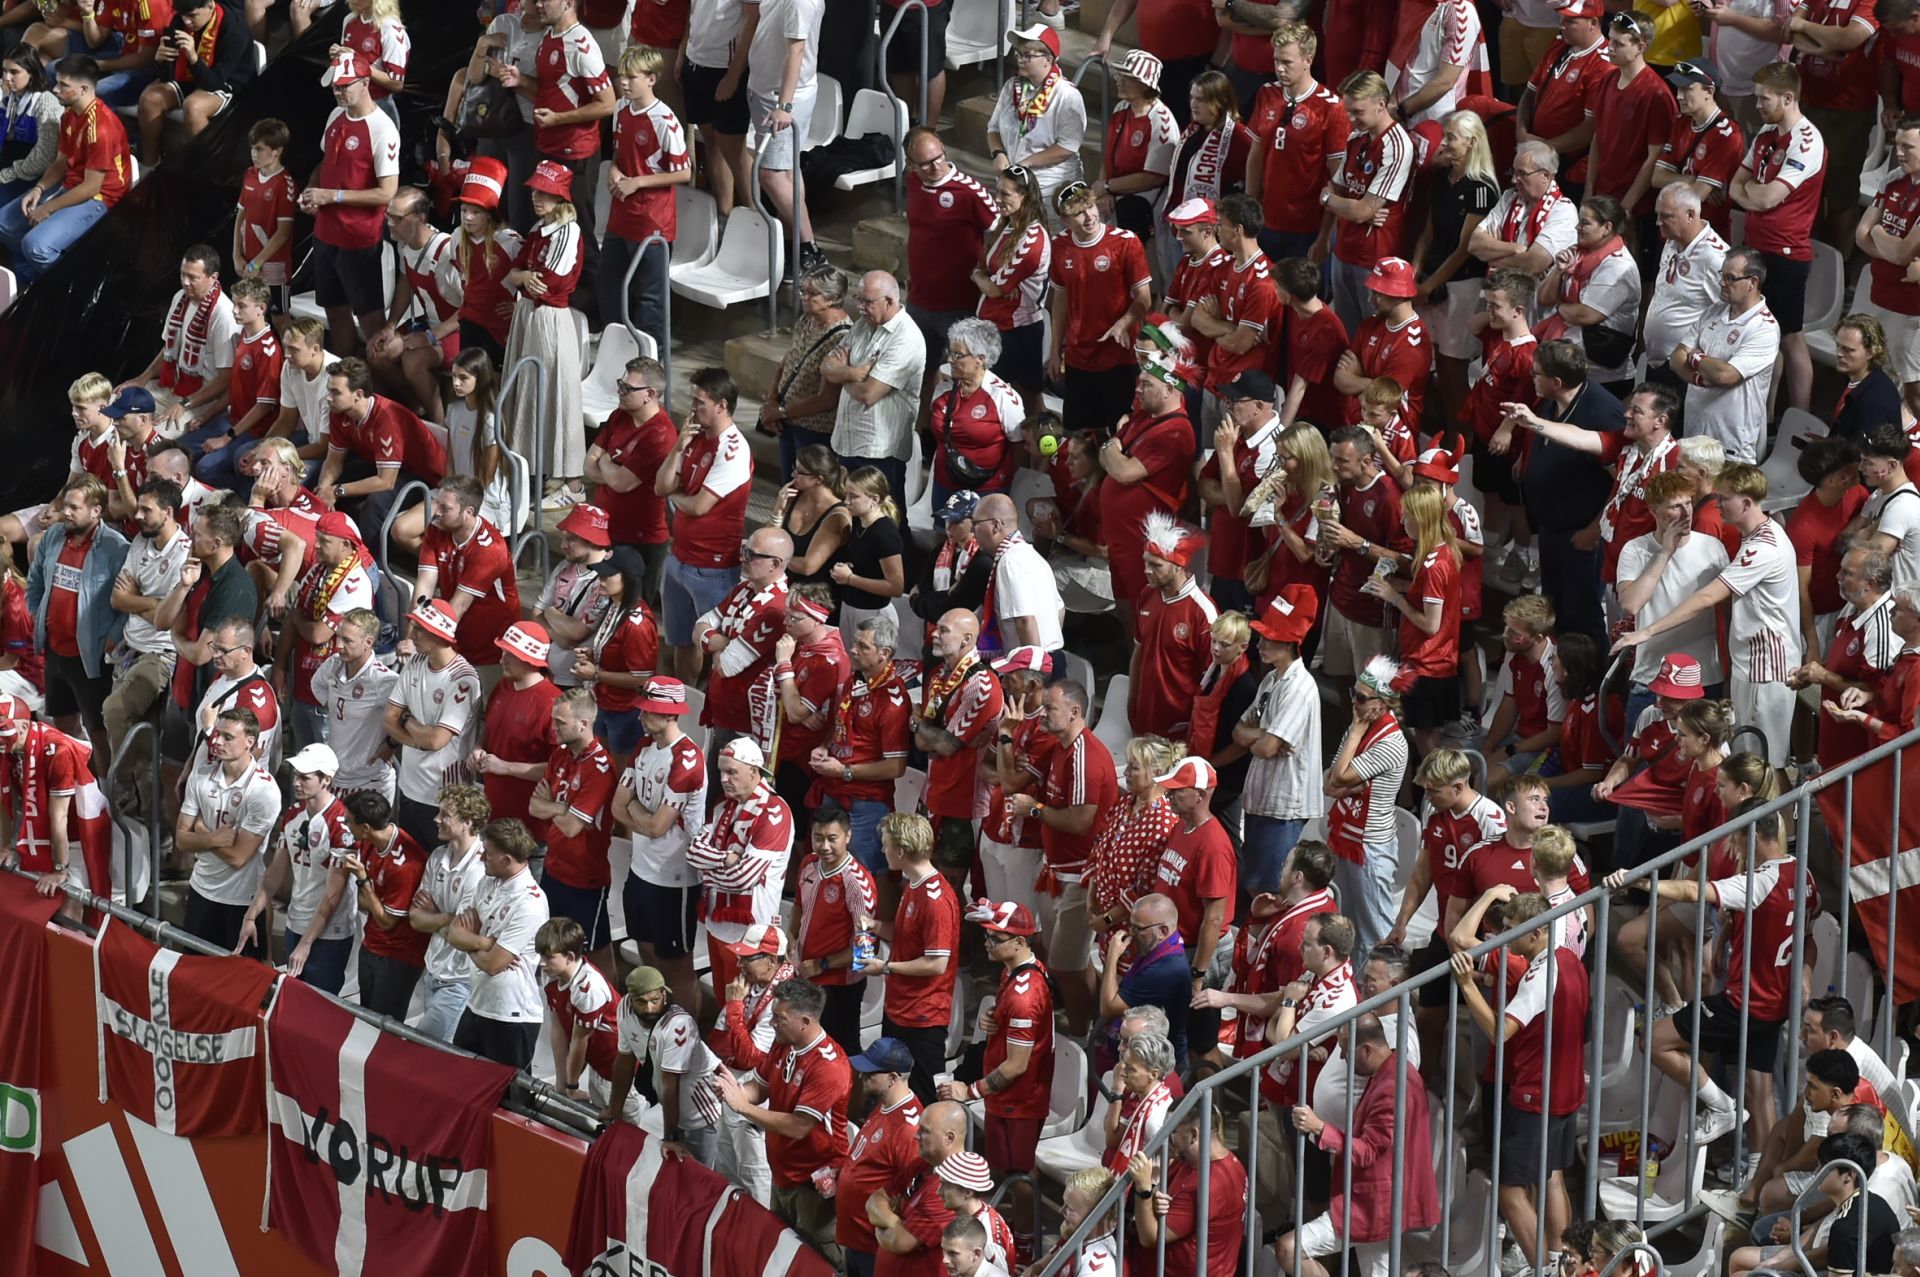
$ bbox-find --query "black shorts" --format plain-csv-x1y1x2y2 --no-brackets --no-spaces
623,874,699,959
681,61,750,135
1498,1099,1580,1185
1470,437,1522,504
1672,990,1785,1074
1758,251,1812,334
994,320,1044,391
882,0,949,77
43,650,111,723
540,869,611,951
1415,937,1455,1007
452,1009,540,1070
1402,674,1464,729
184,889,260,958
312,239,387,315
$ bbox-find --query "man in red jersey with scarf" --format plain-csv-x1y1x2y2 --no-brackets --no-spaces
0,692,113,913
1100,318,1198,637
913,608,1002,876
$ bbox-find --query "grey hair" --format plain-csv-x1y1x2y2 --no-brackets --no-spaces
862,270,901,304
800,265,849,305
1656,183,1701,214
1837,1102,1887,1148
1591,1221,1647,1258
1678,434,1724,477
1894,584,1920,616
946,316,1003,368
1851,543,1895,593
1514,140,1558,177
1122,1005,1171,1036
1123,1031,1177,1078
1894,1229,1920,1267
856,613,899,654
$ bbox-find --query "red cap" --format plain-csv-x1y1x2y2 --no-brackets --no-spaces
1648,653,1705,700
724,922,788,957
1365,257,1420,299
635,677,693,716
409,598,460,645
992,646,1052,676
964,898,1038,936
557,502,611,547
1558,0,1605,18
322,50,368,86
314,510,359,543
461,157,508,211
1142,512,1202,568
1250,585,1317,645
1167,198,1217,227
1007,23,1061,57
1154,755,1218,791
527,160,575,200
496,622,551,669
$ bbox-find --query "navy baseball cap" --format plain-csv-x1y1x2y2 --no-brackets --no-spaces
104,386,156,418
937,490,981,523
848,1037,915,1073
1219,371,1276,403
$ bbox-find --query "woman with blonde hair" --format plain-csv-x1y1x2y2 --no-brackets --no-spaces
1245,421,1335,618
1088,734,1182,949
1365,483,1461,752
501,161,587,513
1670,698,1735,843
333,0,411,120
830,466,904,641
1414,110,1501,425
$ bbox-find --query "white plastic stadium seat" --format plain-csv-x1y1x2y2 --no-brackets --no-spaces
1805,263,1870,368
1091,675,1132,770
895,767,928,816
808,75,843,152
833,90,908,192
1035,1097,1108,1182
0,266,14,314
670,186,721,281
1063,653,1096,702
1040,1039,1089,1139
580,323,640,434
670,207,782,308
1760,408,1828,513
944,0,1008,68
1799,241,1845,354
1010,465,1057,540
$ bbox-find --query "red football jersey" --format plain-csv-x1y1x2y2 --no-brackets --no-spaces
921,661,1002,820
819,667,912,806
534,23,611,160
670,424,752,569
608,98,689,242
1525,37,1608,183
1871,173,1920,315
836,1095,923,1253
1168,244,1230,369
97,0,170,52
1460,332,1537,443
236,165,298,285
1796,0,1880,112
771,637,849,764
985,962,1055,1120
584,606,660,715
515,219,584,310
906,166,996,312
1039,730,1118,877
1423,795,1507,908
876,1166,955,1277
1584,64,1676,216
700,580,786,733
228,327,283,431
1206,252,1281,387
341,12,409,98
793,854,879,988
1740,119,1829,259
1345,312,1431,425
1655,112,1744,236
543,740,617,889
420,518,521,668
750,1033,852,1185
482,676,563,840
885,868,960,1028
1286,303,1351,430
359,825,430,964
1329,472,1409,628
44,534,88,659
59,99,129,207
1398,544,1460,679
1461,836,1592,919
1133,578,1219,740
328,396,446,484
543,961,621,1079
1503,946,1590,1114
1330,123,1415,269
983,715,1055,848
593,405,674,544
1718,856,1817,1021
1882,27,1920,112
314,106,399,249
1049,226,1152,372
1152,817,1237,948
1247,82,1350,234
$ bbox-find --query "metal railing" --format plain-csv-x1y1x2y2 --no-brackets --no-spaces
746,133,785,334
103,719,162,917
8,863,603,1142
878,0,929,210
1033,721,1920,1277
376,479,432,622
621,230,673,402
1073,54,1113,148
493,354,552,584
1787,1158,1870,1277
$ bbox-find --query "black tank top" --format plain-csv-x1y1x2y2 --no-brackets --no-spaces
784,499,847,589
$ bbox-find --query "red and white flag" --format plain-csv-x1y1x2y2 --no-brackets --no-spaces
0,874,60,1276
566,1123,836,1277
1819,747,1920,1004
265,978,514,1277
93,914,277,1137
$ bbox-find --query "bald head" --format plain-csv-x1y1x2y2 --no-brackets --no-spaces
1135,894,1178,928
924,1100,968,1136
744,528,793,584
973,494,1017,551
933,609,980,665
859,271,903,323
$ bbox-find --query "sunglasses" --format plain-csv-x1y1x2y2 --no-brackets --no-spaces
1607,11,1647,35
615,380,650,396
1004,163,1030,180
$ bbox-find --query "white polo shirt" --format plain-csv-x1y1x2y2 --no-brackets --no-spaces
1643,225,1730,365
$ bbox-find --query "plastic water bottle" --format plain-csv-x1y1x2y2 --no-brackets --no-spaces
853,921,877,973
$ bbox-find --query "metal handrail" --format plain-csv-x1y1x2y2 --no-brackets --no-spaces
1033,722,1920,1277
376,479,432,621
1595,648,1629,755
621,230,674,403
1073,54,1113,146
495,354,547,540
103,719,162,917
878,0,929,210
6,863,604,1142
1596,1241,1667,1277
1788,1158,1870,1277
511,522,550,599
746,133,781,334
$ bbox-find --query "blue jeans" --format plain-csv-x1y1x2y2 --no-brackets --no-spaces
1241,814,1306,896
286,925,352,995
848,798,891,876
779,422,834,480
94,66,157,107
660,556,741,645
287,698,328,750
598,234,670,356
414,972,473,1041
195,427,265,492
0,193,108,285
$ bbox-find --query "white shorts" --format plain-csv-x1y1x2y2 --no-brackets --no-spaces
1297,1212,1389,1277
1321,605,1396,678
1730,675,1796,768
1861,298,1920,384
748,85,817,171
978,833,1043,921
1418,277,1484,361
6,503,49,540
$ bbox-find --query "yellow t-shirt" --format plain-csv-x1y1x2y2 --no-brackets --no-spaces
1637,0,1705,66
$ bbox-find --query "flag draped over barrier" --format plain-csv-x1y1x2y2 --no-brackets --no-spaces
0,876,61,1276
1816,746,1920,1005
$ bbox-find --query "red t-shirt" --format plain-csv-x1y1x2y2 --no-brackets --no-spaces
314,106,400,249
328,396,447,484
1796,0,1880,112
1345,312,1430,425
1871,173,1920,315
1152,817,1237,948
1168,245,1230,370
586,607,660,715
1557,692,1617,774
875,1165,955,1277
358,827,429,963
1789,486,1870,616
1133,580,1218,740
1741,119,1829,260
1136,0,1216,59
1330,472,1410,628
608,98,689,242
1206,252,1281,387
770,637,848,765
836,1096,923,1253
1040,730,1119,877
671,425,752,569
1680,759,1725,844
906,167,996,313
750,1033,852,1185
1331,123,1415,269
1247,82,1350,235
1504,947,1590,1114
886,868,960,1028
59,99,130,207
1881,27,1920,112
1656,112,1744,237
794,855,878,987
535,24,611,160
1400,544,1460,679
236,165,298,285
45,531,90,659
1049,226,1152,372
98,0,170,51
1286,303,1351,430
482,676,563,840
1462,836,1592,909
1164,1156,1249,1277
227,327,283,432
624,0,687,45
819,669,912,806
1526,38,1608,184
985,962,1055,1119
420,518,520,669
1461,331,1537,443
593,405,674,544
1584,64,1676,216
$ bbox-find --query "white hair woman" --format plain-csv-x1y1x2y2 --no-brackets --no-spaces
929,317,1027,508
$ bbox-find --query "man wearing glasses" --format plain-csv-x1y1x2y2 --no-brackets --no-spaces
695,526,793,756
583,355,673,601
904,128,996,414
1470,140,1576,275
366,187,459,421
185,616,279,787
1665,245,1780,463
824,270,925,510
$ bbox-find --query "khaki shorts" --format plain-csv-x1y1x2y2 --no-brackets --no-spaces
1042,881,1093,973
1500,21,1560,88
1320,605,1397,678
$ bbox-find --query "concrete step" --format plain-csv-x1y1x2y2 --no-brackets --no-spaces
953,93,997,159
852,214,910,276
725,327,792,406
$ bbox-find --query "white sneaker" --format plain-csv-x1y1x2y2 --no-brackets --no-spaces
1692,1103,1738,1145
541,483,586,511
1496,544,1528,583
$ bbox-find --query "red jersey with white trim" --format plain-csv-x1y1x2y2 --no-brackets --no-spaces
1133,577,1219,739
59,98,129,207
1330,472,1409,627
1526,37,1608,184
1330,122,1414,269
314,106,400,249
985,961,1055,1120
609,98,690,241
818,665,912,806
984,714,1052,850
700,579,786,732
876,1165,955,1277
327,395,446,483
836,1095,923,1253
534,23,611,160
1346,312,1430,424
886,867,960,1027
793,854,879,988
1151,817,1237,947
921,657,1002,820
749,1032,851,1185
420,518,521,668
1503,946,1590,1114
1448,497,1485,621
1715,855,1816,1021
1104,99,1180,190
341,12,409,99
1598,434,1681,581
1882,26,1920,112
1871,173,1920,315
1423,794,1508,909
1495,641,1564,739
1460,836,1592,916
583,605,659,715
1039,729,1118,877
906,166,997,312
1461,331,1536,444
236,165,298,285
1247,82,1350,234
195,675,280,774
671,424,752,568
593,405,675,544
1399,544,1460,679
686,785,793,932
97,0,169,53
228,326,283,431
544,960,621,1078
1227,890,1333,1057
1206,252,1281,387
1584,65,1676,215
978,220,1050,330
1168,245,1230,369
288,553,372,705
0,722,106,879
1049,226,1152,372
455,228,523,346
1655,112,1744,236
1795,0,1880,112
72,427,114,490
542,740,617,889
764,635,849,765
358,826,429,963
1740,119,1829,259
515,218,584,309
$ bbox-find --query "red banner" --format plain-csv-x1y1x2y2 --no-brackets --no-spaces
265,978,514,1277
1817,745,1920,1004
567,1122,837,1277
0,876,61,1276
94,916,277,1138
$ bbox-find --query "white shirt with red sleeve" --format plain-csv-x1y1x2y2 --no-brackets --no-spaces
671,423,753,569
535,22,610,160
398,230,463,329
624,733,706,888
190,673,281,783
342,12,410,98
885,867,960,1028
608,98,690,242
700,579,789,733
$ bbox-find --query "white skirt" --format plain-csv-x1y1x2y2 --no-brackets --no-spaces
501,297,585,482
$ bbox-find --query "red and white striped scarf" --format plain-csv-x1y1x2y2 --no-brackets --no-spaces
159,281,224,393
1501,182,1568,248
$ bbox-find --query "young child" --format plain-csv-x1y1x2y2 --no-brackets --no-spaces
1485,594,1564,784
598,42,690,362
196,277,284,490
534,916,639,1118
1358,375,1416,485
234,118,298,317
1527,824,1591,959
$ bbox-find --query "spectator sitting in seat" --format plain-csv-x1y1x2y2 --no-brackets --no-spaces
134,0,254,165
0,56,131,288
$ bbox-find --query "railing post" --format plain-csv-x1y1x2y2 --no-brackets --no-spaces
1586,889,1608,1218
1072,55,1113,147
1388,991,1409,1277
495,354,546,537
1194,1086,1211,1277
1732,824,1756,1187
747,135,779,334
1488,942,1508,1277
1537,930,1555,1274
878,1,930,211
1887,744,1903,1064
620,230,673,403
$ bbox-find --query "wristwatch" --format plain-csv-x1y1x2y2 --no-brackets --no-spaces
334,484,349,502
842,766,853,782
779,100,795,112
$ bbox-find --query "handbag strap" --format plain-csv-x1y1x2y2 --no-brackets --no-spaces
777,320,852,404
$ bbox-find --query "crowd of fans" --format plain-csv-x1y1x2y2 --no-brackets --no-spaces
12,0,1920,1272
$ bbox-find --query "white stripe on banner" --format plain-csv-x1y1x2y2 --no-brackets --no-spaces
64,1123,165,1277
1848,845,1920,902
702,1186,733,1277
623,1129,665,1259
125,1113,243,1277
761,1226,804,1277
335,1018,380,1277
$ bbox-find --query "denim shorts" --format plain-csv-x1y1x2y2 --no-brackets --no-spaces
596,706,646,756
661,557,741,645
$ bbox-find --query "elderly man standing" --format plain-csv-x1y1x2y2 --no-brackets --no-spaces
864,1098,969,1277
687,738,796,988
915,608,1003,875
1643,185,1730,395
1470,141,1577,276
827,271,925,508
972,492,1062,665
1098,894,1190,1070
1666,245,1780,464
